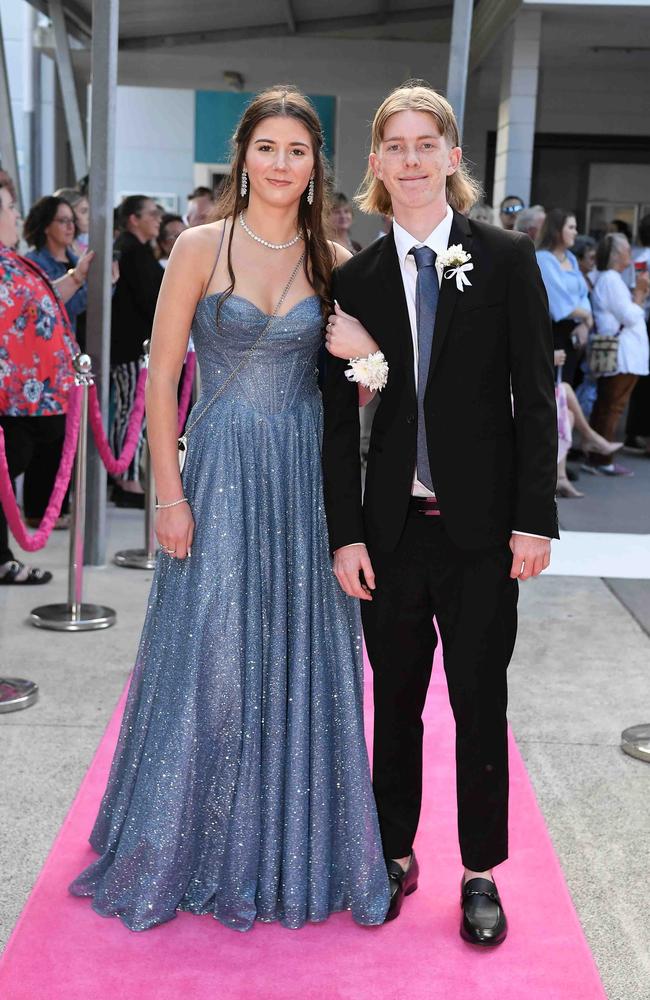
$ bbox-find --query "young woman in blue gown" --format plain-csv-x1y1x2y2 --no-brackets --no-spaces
69,87,390,932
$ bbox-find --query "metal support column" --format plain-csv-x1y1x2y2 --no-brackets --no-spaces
50,0,88,181
22,3,38,206
0,9,22,208
445,0,473,136
84,0,119,565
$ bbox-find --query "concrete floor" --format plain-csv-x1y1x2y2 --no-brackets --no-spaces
1,508,649,1000
558,451,650,534
508,575,650,1000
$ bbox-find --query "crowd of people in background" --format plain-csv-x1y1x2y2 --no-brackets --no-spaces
471,194,650,496
1,165,649,585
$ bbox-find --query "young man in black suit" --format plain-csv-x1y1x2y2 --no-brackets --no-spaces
322,83,558,944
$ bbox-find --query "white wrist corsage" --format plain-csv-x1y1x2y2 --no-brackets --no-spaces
438,243,473,291
344,351,389,391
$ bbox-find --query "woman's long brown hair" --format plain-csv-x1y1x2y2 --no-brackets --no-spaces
213,86,334,324
536,208,573,252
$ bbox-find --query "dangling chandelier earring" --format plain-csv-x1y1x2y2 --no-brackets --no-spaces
240,166,248,198
307,176,314,206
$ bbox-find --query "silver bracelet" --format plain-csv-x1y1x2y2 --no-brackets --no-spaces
155,497,189,509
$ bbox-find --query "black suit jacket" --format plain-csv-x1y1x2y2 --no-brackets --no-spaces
111,231,164,364
322,210,559,553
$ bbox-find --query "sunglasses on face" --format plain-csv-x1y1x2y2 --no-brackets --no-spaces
501,204,524,215
54,216,75,225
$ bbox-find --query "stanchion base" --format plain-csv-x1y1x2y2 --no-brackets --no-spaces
30,603,117,632
0,677,39,713
114,548,157,570
621,724,650,763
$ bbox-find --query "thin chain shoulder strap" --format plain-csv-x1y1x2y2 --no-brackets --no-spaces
182,252,306,440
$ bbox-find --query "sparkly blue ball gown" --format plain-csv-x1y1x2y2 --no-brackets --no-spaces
68,289,390,932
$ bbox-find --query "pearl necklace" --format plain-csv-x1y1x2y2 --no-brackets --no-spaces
239,211,301,250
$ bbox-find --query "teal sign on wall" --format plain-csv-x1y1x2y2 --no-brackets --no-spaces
195,91,336,165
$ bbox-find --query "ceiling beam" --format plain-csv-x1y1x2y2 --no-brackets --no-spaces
26,0,92,42
284,0,297,33
50,0,88,177
469,0,519,72
119,5,454,51
377,0,390,25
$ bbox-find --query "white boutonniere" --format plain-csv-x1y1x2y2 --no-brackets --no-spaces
437,243,473,291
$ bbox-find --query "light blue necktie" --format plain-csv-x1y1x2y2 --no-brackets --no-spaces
411,245,439,492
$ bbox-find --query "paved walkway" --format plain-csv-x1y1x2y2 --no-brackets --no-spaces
558,451,650,535
1,503,649,999
556,450,650,633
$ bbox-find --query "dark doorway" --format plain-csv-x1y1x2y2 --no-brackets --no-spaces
485,132,650,229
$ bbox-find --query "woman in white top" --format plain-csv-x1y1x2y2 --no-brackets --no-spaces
588,233,650,473
626,214,650,453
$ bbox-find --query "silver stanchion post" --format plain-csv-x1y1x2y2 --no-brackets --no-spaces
0,677,39,713
114,341,156,570
113,442,157,569
30,354,117,631
621,724,650,763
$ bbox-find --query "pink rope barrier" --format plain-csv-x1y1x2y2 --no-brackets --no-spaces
87,366,148,478
0,387,82,552
177,352,197,434
0,355,198,554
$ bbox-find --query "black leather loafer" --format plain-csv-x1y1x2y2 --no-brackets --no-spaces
384,852,419,923
460,877,507,946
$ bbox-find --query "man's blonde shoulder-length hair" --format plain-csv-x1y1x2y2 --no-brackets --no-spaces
356,82,482,217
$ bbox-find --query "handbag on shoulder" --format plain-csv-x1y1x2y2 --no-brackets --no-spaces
587,331,619,377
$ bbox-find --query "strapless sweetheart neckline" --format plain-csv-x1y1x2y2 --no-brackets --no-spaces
199,290,320,321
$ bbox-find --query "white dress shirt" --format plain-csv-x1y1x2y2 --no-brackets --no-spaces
392,207,453,498
340,207,547,548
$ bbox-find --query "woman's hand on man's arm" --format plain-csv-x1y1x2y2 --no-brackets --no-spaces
325,301,378,359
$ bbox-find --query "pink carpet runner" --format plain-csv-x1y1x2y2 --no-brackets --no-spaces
0,649,606,1000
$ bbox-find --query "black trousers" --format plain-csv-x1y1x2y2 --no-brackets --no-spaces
552,319,581,386
361,504,518,872
626,321,650,439
0,414,66,563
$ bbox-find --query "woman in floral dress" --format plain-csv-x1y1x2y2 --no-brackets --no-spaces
0,172,86,584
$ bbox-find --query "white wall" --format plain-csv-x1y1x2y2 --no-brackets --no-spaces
114,86,195,213
589,163,650,202
2,5,197,214
0,0,70,205
1,0,29,200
